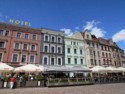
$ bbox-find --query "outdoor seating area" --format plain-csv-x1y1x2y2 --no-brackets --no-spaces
1,63,125,88
91,66,125,84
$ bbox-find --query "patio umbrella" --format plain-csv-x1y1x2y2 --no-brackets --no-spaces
116,67,125,72
14,64,42,72
105,66,118,72
91,66,107,73
0,62,14,72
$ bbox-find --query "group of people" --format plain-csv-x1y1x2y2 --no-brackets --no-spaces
0,73,46,89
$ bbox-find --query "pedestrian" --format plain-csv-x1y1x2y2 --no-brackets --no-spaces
19,76,23,87
10,76,15,89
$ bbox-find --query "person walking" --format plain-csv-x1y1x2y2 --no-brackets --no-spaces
19,76,23,87
10,76,15,89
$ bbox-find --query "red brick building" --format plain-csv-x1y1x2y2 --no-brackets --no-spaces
0,22,41,66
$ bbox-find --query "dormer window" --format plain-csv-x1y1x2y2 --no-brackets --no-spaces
87,34,89,39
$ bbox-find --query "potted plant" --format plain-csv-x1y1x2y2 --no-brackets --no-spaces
36,75,43,86
4,77,10,88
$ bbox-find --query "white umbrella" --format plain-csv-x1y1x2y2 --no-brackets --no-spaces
105,66,118,72
116,67,125,72
14,64,42,72
0,62,14,72
91,66,107,73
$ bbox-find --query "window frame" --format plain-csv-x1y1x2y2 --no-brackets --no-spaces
32,34,37,40
12,53,19,62
16,32,21,38
24,33,29,39
29,55,35,63
21,54,27,63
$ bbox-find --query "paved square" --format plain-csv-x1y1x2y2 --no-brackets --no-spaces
0,83,125,94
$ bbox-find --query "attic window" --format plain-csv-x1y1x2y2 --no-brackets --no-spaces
87,34,89,39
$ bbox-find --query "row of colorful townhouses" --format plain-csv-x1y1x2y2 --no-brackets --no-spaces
0,22,125,68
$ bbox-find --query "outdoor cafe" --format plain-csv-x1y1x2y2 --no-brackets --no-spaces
1,62,125,88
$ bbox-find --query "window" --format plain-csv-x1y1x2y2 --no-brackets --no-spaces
90,49,93,55
51,58,54,65
106,53,108,57
103,59,105,65
44,46,48,52
105,46,106,50
51,36,55,42
74,49,77,54
58,47,61,53
16,32,21,38
91,59,93,65
92,43,94,47
75,58,77,64
51,47,55,53
95,60,97,65
98,51,100,56
21,55,26,62
44,57,47,65
58,58,61,65
0,30,4,36
74,42,76,45
30,55,35,63
32,34,36,40
68,58,71,64
68,48,70,53
101,46,103,50
25,34,29,39
23,44,28,50
80,50,82,54
108,47,110,51
99,60,101,65
45,35,49,41
58,37,61,43
109,53,111,58
81,59,83,64
0,53,3,61
31,44,35,51
5,31,9,36
87,34,89,38
0,42,5,48
15,43,19,49
87,42,90,45
12,54,18,62
102,52,104,57
97,44,98,48
93,51,95,56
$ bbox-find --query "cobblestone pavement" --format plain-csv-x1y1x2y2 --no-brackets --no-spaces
0,83,125,94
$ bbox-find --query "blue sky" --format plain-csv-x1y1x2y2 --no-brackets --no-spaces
0,0,125,51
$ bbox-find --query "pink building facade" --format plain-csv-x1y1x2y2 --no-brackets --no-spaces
0,22,41,66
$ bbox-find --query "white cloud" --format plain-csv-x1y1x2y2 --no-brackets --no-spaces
91,27,106,38
83,20,96,30
60,28,73,36
83,20,106,38
112,29,125,42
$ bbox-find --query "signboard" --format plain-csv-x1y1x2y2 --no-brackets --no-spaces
9,19,31,26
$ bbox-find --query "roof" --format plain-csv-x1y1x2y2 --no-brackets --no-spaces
0,22,41,34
